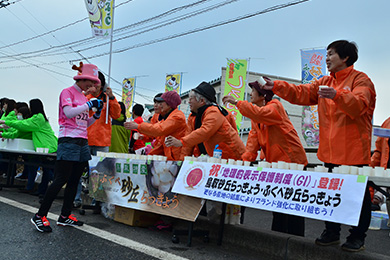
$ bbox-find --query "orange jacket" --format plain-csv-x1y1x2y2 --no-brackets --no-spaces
181,106,245,160
237,99,308,165
226,111,238,132
273,65,376,165
138,108,186,161
86,93,121,147
371,117,390,168
142,113,160,144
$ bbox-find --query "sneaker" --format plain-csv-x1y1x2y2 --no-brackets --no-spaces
57,214,84,227
31,215,52,233
341,238,365,252
315,230,340,246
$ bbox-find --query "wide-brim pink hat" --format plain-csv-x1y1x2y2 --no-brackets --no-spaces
72,62,101,83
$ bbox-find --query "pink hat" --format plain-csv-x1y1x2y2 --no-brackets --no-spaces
155,91,181,109
72,62,100,83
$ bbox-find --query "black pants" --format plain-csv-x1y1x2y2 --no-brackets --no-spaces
272,212,305,236
323,163,371,241
38,160,88,217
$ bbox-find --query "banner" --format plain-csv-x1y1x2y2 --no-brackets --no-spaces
223,59,248,129
84,0,114,37
165,73,182,94
173,161,368,226
88,156,204,222
300,49,327,146
122,77,136,119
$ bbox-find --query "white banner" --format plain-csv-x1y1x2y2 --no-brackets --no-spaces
172,161,368,226
88,156,203,221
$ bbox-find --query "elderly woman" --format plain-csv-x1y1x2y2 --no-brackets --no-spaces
124,91,186,161
222,80,307,237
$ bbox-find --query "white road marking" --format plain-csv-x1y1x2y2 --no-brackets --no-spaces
0,195,189,260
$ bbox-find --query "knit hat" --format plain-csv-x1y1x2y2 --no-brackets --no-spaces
155,91,182,109
192,81,216,103
248,81,274,102
72,62,100,83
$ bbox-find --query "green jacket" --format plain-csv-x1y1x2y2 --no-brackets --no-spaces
1,111,17,133
6,113,58,153
109,114,131,153
1,127,32,140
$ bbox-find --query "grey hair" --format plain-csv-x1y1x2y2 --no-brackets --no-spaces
189,90,212,105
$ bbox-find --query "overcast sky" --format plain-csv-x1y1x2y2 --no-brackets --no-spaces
1,0,389,134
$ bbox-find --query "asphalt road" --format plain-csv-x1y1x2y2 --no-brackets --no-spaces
0,186,263,260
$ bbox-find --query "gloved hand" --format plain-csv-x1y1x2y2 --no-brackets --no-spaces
86,98,103,111
93,108,102,119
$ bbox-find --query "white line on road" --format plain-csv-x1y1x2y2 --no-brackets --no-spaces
0,195,189,260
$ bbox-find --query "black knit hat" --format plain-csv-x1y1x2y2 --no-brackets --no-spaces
192,81,216,103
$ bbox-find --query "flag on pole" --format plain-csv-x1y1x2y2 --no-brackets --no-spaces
122,77,136,119
223,58,248,129
165,73,182,94
300,48,327,147
84,0,114,37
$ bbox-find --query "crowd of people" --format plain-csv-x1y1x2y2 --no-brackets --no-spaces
1,39,389,253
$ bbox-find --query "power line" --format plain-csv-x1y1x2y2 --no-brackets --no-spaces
0,0,220,61
0,0,309,69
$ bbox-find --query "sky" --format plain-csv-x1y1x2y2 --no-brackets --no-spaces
1,0,389,134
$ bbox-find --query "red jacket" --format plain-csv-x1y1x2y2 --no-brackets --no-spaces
138,109,186,161
86,93,121,147
181,106,245,160
273,65,375,165
371,117,390,168
237,99,307,165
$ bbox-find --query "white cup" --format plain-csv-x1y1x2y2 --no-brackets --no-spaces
288,163,297,170
332,167,339,174
258,161,269,168
277,161,287,169
350,166,359,175
362,166,373,176
271,162,278,169
339,165,350,174
36,147,43,153
385,169,390,178
135,154,142,159
243,161,251,166
228,159,235,165
374,167,385,177
358,168,363,175
257,76,267,86
315,166,327,172
184,156,192,161
235,160,243,166
221,159,227,164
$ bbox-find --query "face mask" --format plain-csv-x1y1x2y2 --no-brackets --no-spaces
2,107,5,112
17,115,23,120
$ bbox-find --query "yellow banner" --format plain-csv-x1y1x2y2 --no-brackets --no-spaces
223,59,248,129
122,77,135,118
165,73,182,94
84,0,114,37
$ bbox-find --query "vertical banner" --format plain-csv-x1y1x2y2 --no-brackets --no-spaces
165,73,182,94
122,77,136,119
223,59,248,129
84,0,114,37
300,49,327,147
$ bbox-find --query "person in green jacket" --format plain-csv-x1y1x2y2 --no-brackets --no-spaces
0,99,58,197
109,102,131,153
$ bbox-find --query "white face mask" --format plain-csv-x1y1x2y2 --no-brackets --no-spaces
17,115,23,120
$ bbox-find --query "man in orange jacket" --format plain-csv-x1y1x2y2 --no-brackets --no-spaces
166,81,245,160
261,40,376,252
86,72,121,155
124,91,186,161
